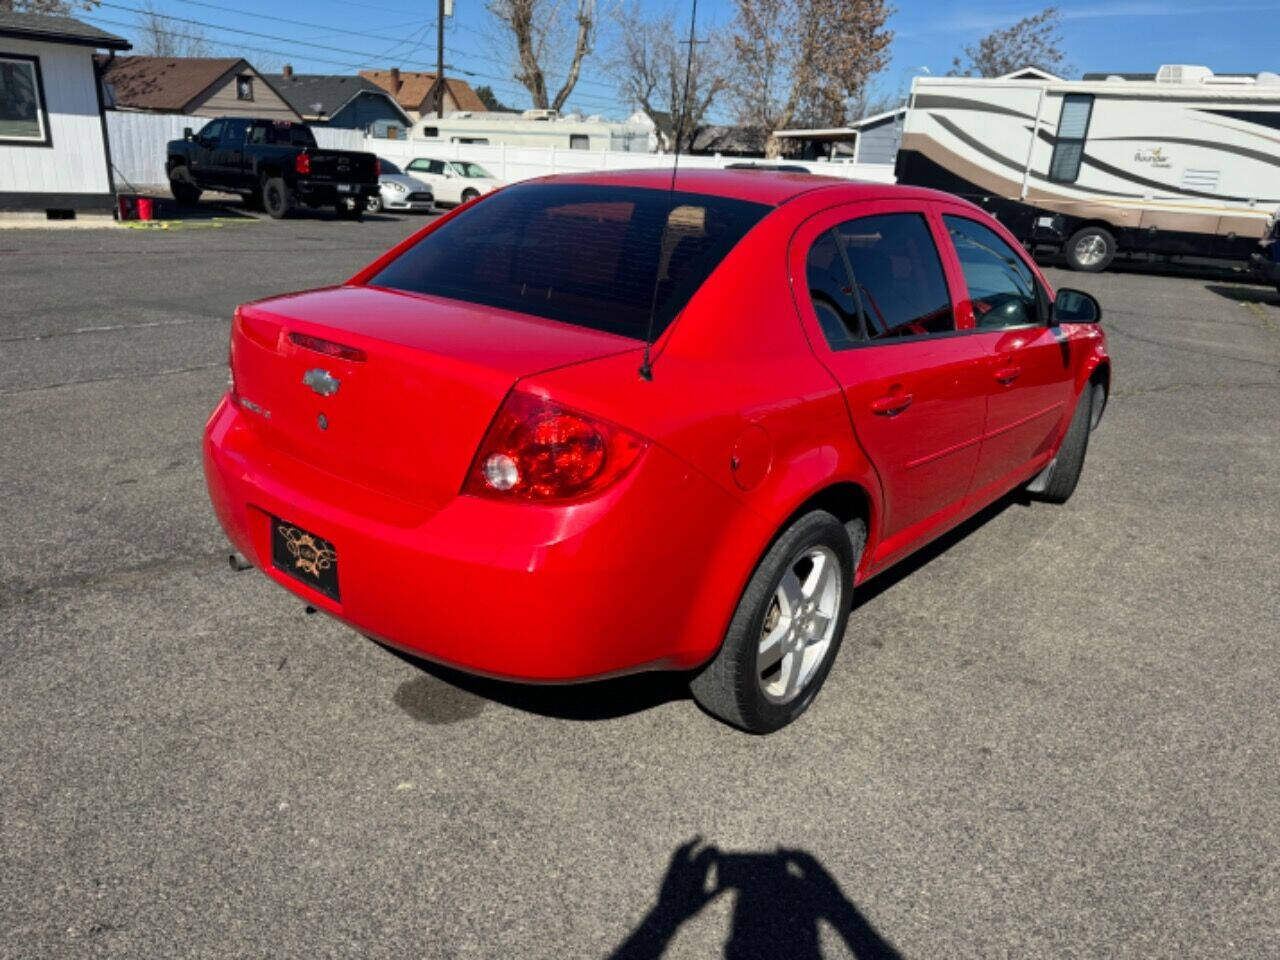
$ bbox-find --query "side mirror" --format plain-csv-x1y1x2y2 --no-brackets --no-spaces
1053,288,1101,325
183,126,193,141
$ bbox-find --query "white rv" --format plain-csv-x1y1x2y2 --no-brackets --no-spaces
412,110,650,152
896,66,1280,271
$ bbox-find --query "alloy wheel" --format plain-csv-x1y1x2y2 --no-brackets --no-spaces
757,546,843,704
1074,234,1108,268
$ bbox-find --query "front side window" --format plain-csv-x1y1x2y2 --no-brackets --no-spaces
236,76,254,101
371,183,769,339
1048,94,1093,183
198,119,225,143
832,213,954,342
0,54,48,144
944,215,1042,329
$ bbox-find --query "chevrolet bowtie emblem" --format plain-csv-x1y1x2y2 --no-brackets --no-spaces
303,368,340,397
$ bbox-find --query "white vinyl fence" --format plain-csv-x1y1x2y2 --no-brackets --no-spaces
108,112,896,192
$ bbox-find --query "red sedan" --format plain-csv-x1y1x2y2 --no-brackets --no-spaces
204,169,1109,733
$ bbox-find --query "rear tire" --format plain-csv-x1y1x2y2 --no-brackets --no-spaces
365,193,383,213
690,511,859,734
1028,386,1095,504
461,187,480,203
261,177,293,219
1064,226,1116,273
169,166,201,206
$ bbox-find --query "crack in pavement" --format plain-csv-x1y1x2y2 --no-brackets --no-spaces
1105,319,1280,370
0,362,225,397
0,316,225,345
0,550,235,613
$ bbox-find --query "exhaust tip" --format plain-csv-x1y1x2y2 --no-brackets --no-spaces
228,552,252,572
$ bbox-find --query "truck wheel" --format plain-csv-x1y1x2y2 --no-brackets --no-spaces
169,167,201,206
689,511,858,734
261,177,293,219
1064,226,1116,272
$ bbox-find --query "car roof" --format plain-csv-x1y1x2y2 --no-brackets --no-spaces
538,167,960,208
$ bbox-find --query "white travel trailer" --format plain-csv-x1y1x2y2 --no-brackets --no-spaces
413,109,650,152
895,66,1280,271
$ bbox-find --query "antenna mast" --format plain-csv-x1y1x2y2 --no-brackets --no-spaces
639,0,700,382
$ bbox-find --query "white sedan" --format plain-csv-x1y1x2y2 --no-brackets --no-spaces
368,159,435,213
403,158,500,206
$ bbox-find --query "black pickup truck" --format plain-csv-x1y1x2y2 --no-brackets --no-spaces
166,117,379,220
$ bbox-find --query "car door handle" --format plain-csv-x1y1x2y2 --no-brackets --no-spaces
871,392,914,417
994,365,1022,385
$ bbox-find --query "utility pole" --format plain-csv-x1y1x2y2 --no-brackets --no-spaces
434,0,456,119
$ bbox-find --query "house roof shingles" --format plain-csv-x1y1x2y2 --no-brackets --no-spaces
358,70,487,113
0,10,129,49
267,73,409,122
99,56,246,112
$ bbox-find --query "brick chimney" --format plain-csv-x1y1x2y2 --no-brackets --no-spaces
282,64,293,79
390,67,401,93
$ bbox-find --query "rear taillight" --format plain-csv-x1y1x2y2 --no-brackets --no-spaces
374,158,381,177
464,392,646,502
295,152,311,176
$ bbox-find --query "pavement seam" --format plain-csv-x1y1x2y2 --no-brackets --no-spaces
0,362,225,397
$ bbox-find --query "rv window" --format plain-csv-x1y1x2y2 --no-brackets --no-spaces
570,134,590,150
421,126,439,137
1049,94,1093,183
943,215,1042,329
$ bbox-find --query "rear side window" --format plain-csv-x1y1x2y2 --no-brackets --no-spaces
807,213,952,346
370,183,769,339
944,215,1042,328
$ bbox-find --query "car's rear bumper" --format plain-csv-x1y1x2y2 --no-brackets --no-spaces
203,396,765,681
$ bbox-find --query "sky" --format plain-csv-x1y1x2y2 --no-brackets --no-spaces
80,0,1280,122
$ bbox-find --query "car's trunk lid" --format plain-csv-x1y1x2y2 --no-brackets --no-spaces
230,285,637,510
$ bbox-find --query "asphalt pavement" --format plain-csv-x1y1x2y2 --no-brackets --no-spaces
2,212,1278,958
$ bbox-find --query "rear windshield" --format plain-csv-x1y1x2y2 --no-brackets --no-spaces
248,121,317,147
369,183,770,339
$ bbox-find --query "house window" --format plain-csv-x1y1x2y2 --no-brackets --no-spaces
1048,94,1093,183
0,54,50,146
569,134,589,150
236,76,254,101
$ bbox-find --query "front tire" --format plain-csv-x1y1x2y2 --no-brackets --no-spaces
690,511,859,734
169,166,201,206
366,193,383,213
1064,226,1116,272
1028,386,1095,503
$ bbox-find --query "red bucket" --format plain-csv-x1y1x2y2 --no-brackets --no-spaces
137,197,154,221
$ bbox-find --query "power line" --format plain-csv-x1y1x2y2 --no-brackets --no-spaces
95,2,624,109
138,0,622,96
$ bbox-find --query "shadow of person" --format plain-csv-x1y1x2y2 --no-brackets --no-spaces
608,839,901,960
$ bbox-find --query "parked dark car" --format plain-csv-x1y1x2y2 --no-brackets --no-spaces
166,117,379,220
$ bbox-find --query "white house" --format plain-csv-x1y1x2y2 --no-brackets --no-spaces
0,10,130,217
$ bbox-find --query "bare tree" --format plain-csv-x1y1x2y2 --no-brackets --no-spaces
731,0,893,157
608,2,730,153
488,0,596,113
950,7,1070,78
0,0,98,13
136,0,212,57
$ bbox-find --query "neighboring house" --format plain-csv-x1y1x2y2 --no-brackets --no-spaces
99,55,299,120
774,107,907,164
0,10,130,216
359,68,486,122
268,66,411,133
